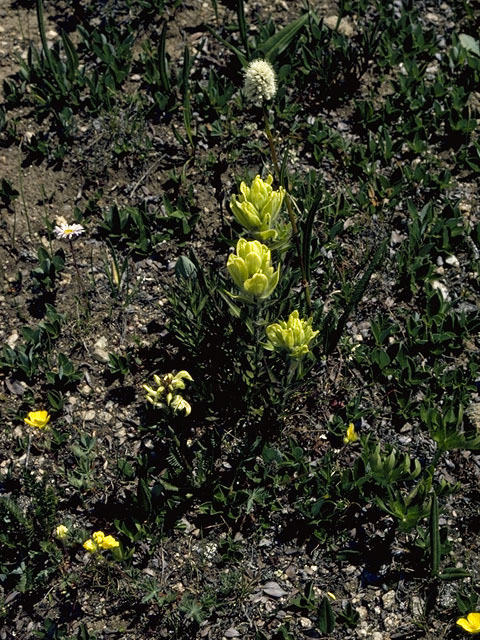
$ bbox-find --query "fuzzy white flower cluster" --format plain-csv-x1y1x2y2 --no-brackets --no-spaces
243,59,277,105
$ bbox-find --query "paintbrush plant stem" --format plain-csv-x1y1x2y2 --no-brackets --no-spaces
262,108,312,311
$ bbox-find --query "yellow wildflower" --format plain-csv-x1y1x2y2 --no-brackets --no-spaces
143,371,193,415
83,538,97,553
265,310,319,359
344,423,359,444
457,613,480,634
230,174,285,241
24,410,51,429
100,535,120,550
55,525,69,540
227,238,280,301
92,531,105,545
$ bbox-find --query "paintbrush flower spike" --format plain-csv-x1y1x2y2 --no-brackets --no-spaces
227,238,280,301
265,310,319,359
230,174,285,241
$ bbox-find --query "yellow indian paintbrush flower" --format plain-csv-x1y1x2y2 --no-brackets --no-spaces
227,238,280,301
265,310,319,358
169,394,192,417
230,174,285,241
143,371,193,415
24,410,51,429
457,613,480,634
344,423,359,444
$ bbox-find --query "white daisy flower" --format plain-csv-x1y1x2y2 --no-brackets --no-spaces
54,223,85,239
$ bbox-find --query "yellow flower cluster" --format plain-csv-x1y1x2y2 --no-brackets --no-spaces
24,410,51,429
227,238,280,302
265,310,319,359
55,524,69,540
143,370,193,416
230,174,285,242
83,530,120,553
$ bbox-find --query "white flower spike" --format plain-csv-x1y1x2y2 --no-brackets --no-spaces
244,59,277,105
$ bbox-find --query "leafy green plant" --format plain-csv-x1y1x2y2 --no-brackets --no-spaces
31,246,65,290
0,178,19,208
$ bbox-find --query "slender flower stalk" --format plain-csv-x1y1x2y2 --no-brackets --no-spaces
54,223,88,305
263,108,311,311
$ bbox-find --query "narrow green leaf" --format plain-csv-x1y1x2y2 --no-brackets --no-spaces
158,22,171,92
61,32,79,81
429,493,440,576
302,180,323,282
439,567,471,581
259,13,309,61
324,238,387,354
205,25,248,67
237,0,250,58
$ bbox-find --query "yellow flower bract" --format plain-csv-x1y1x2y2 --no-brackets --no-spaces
265,310,318,359
143,370,193,416
230,174,285,242
227,238,280,302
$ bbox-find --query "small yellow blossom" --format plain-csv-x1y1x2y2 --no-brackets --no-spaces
83,538,97,553
92,531,105,545
24,410,51,429
343,423,359,444
457,613,480,634
100,535,120,550
327,592,336,600
55,525,69,540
